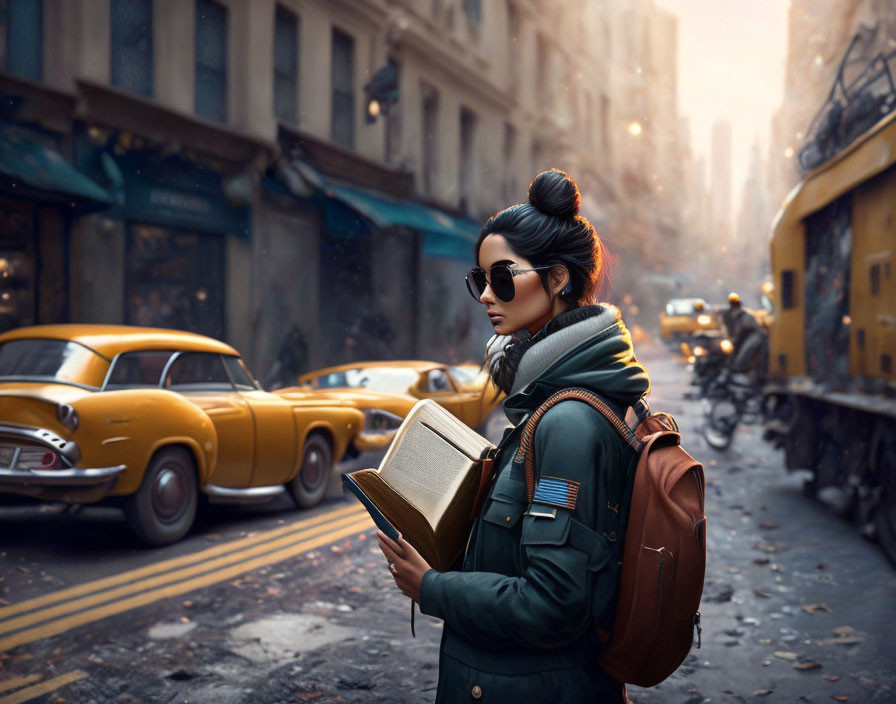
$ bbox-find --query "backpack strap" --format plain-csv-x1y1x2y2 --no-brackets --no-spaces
514,387,643,503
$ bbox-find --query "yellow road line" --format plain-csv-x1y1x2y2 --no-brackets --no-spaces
0,677,39,695
0,502,365,621
0,671,86,704
0,510,369,636
0,516,373,652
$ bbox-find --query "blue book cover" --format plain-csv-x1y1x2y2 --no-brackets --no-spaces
342,472,401,541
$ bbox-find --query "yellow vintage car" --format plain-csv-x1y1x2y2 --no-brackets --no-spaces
0,325,365,545
299,360,504,441
659,297,721,344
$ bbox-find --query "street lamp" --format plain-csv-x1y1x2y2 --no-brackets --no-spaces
364,62,399,125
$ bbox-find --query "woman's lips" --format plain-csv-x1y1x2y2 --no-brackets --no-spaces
488,313,503,323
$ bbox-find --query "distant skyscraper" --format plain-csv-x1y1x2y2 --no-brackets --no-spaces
710,120,733,235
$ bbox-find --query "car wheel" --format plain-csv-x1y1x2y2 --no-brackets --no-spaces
125,447,198,546
290,433,333,509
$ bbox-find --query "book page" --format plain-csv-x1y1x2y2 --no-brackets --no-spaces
378,420,477,529
378,399,491,469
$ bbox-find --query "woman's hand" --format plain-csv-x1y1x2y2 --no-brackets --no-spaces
377,530,432,603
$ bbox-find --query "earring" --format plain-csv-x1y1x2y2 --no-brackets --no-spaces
561,284,573,297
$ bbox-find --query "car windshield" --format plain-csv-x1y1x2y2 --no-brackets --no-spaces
0,339,109,387
310,367,419,394
447,366,481,386
666,298,706,316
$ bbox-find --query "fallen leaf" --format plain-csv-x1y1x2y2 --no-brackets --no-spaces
774,651,799,660
832,697,849,702
753,588,774,598
752,690,773,696
794,661,822,670
754,558,771,565
832,626,855,636
824,676,841,682
760,638,773,645
759,522,778,530
755,541,785,553
819,636,865,645
801,603,831,614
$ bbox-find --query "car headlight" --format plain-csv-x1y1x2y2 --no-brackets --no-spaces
697,314,712,326
362,409,404,432
720,339,734,353
692,346,706,357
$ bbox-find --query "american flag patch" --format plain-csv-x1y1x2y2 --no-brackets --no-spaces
532,476,579,510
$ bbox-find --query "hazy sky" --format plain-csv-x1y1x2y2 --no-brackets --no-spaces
653,0,791,220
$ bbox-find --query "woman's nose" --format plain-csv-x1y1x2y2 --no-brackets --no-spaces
479,282,495,305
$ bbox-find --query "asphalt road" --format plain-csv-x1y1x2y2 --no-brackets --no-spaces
0,342,894,703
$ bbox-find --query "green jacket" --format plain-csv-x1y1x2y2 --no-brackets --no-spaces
419,305,650,703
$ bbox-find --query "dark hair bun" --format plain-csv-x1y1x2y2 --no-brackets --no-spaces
528,169,581,219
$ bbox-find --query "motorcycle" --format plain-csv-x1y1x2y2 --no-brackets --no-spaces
687,334,734,398
700,368,765,451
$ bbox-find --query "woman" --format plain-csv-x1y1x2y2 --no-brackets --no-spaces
378,169,651,702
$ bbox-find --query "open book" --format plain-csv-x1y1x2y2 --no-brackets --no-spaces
343,399,495,572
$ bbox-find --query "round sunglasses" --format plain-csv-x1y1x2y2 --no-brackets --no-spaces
465,264,553,302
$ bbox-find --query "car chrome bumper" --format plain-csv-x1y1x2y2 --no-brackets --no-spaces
0,464,126,503
354,429,399,452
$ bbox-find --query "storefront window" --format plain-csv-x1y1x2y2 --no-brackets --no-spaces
0,197,35,333
126,225,225,339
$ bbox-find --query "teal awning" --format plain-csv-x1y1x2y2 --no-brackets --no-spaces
284,160,479,258
0,123,113,208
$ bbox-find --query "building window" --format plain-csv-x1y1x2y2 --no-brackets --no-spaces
1,0,43,80
506,1,520,92
531,139,543,174
502,122,516,203
111,0,153,98
126,225,225,339
463,0,481,27
781,269,796,309
870,263,880,296
459,106,476,214
195,0,228,124
601,93,610,155
421,84,439,196
331,27,355,149
384,57,401,164
535,34,548,105
585,92,594,148
273,4,299,123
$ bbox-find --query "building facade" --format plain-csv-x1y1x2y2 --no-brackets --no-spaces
1,0,695,377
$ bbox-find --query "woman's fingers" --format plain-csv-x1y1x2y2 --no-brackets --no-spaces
377,530,405,558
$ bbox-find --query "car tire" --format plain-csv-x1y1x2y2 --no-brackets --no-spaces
289,433,333,509
125,447,198,546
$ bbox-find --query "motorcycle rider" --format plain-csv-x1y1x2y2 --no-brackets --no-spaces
722,292,767,383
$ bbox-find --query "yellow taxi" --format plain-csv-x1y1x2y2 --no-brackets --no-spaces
299,360,504,445
659,297,720,344
0,325,365,545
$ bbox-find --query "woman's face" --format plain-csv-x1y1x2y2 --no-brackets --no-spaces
476,234,559,336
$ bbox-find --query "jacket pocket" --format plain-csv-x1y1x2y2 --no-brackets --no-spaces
521,507,572,546
482,496,526,529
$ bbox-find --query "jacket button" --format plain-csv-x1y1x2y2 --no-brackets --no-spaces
608,530,617,541
471,685,483,699
505,515,511,522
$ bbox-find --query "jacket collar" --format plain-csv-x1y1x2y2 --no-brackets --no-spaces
509,305,620,396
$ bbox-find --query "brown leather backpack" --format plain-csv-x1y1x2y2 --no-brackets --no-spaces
517,388,706,687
